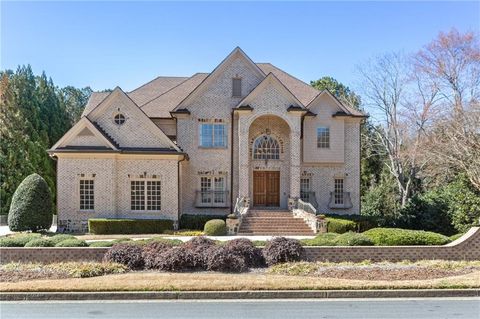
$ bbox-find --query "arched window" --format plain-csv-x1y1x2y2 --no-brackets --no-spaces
253,135,280,160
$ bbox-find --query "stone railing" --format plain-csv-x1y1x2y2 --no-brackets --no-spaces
291,198,327,234
226,196,249,235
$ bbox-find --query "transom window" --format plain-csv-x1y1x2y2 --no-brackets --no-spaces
131,180,161,211
300,178,311,202
334,178,344,205
200,176,226,204
232,78,242,97
200,124,227,148
79,179,94,210
114,113,126,125
317,127,330,148
253,135,280,160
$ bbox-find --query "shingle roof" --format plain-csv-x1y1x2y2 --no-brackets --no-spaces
81,62,365,118
141,73,208,118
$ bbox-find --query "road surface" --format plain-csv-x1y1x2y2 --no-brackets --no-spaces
1,298,478,319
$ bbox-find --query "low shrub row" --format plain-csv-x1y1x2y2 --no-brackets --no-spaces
0,233,88,247
88,219,173,235
104,236,304,272
325,214,378,233
301,232,373,246
362,228,451,246
179,214,227,230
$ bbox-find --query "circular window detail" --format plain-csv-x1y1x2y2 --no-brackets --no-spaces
114,113,126,125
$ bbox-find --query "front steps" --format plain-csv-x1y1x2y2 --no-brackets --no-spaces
237,209,314,236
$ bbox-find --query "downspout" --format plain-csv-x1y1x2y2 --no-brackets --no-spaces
230,110,234,214
177,155,186,229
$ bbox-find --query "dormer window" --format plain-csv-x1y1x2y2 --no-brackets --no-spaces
114,113,126,125
232,78,242,97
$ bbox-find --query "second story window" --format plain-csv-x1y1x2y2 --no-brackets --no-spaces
317,127,330,148
200,123,227,148
232,78,242,97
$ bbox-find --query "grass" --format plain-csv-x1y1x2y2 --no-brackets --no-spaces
1,270,478,292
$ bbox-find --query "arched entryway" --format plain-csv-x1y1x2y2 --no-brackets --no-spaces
248,115,291,208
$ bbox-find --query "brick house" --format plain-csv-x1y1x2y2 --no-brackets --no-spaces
49,48,366,233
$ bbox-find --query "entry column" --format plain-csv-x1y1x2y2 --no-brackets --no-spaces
289,119,302,199
238,115,250,200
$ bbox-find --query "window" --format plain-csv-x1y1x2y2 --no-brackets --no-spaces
300,178,311,202
79,179,94,210
114,113,126,125
200,176,226,204
200,124,227,148
131,180,161,211
232,78,242,97
317,127,330,148
253,135,280,160
334,178,344,205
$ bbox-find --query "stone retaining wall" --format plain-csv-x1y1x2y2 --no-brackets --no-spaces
1,227,479,264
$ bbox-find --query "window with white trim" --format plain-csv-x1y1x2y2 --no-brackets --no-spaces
232,78,242,97
253,135,280,160
300,178,311,202
79,179,94,210
200,124,227,148
334,178,344,205
130,180,161,211
200,176,226,204
317,127,330,148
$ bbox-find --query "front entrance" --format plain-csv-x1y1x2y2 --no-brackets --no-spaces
253,171,280,207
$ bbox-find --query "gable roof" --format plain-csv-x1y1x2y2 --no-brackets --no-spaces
307,90,366,117
128,76,188,106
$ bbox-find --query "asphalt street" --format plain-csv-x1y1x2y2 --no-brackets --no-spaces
1,298,479,319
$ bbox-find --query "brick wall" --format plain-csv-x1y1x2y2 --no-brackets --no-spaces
1,228,479,264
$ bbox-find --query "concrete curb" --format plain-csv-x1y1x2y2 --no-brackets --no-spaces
1,289,479,301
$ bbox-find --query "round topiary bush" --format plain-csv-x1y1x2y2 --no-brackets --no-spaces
49,234,76,245
24,238,54,247
103,243,144,269
333,232,373,246
203,219,227,236
142,241,174,269
262,237,304,266
224,238,265,267
204,245,247,273
54,239,88,247
8,174,53,232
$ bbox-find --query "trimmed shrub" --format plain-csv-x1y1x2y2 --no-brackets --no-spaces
301,233,339,246
155,246,193,271
180,214,227,230
326,218,357,234
363,228,450,246
88,219,173,234
0,233,42,247
173,230,204,236
224,238,265,267
204,246,248,272
103,243,144,269
8,174,53,232
204,219,227,236
49,234,76,245
183,237,216,269
54,239,88,247
449,233,465,242
142,241,174,269
333,232,373,246
262,237,304,266
88,238,132,247
326,214,378,232
24,238,54,247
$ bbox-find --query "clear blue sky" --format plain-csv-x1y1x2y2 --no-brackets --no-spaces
2,1,479,92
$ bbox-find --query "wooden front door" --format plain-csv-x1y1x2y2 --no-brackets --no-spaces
253,171,280,207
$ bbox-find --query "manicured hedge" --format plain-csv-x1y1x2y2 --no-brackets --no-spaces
301,233,339,246
363,228,451,246
203,219,227,236
333,232,373,246
24,238,54,247
88,219,174,234
326,218,357,234
54,239,88,247
0,233,41,247
326,214,378,233
180,214,227,230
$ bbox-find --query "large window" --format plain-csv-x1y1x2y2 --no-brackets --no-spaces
131,180,161,211
79,179,94,210
200,176,226,204
334,178,344,205
200,124,227,148
253,135,280,160
300,178,311,202
317,127,330,148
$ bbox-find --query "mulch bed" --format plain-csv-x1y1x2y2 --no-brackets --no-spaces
0,269,70,283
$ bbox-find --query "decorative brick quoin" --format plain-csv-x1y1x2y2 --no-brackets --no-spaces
49,47,367,233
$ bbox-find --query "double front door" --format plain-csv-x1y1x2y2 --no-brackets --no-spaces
253,171,280,207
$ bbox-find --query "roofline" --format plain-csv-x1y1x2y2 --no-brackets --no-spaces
48,148,187,155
